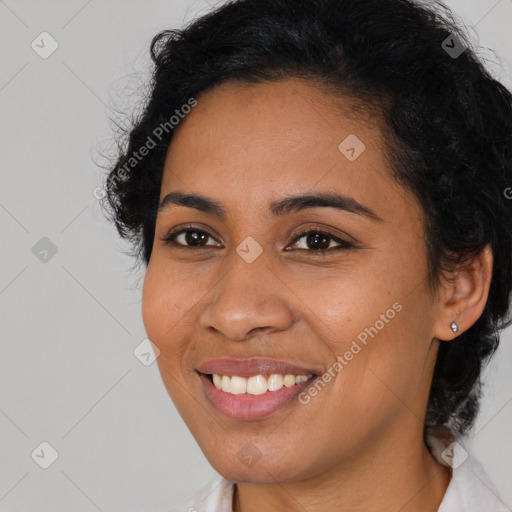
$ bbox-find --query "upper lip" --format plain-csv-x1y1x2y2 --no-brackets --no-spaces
196,357,320,378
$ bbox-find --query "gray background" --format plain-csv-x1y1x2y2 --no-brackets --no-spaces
0,0,511,510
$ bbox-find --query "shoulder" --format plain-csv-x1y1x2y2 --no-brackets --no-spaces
163,474,235,512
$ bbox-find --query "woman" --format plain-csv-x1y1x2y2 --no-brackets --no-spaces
101,0,512,510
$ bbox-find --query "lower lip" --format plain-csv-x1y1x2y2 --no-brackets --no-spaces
199,373,317,420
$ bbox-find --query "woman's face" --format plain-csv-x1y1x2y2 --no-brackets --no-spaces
142,78,445,483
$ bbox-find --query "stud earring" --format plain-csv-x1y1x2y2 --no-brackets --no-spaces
450,322,459,333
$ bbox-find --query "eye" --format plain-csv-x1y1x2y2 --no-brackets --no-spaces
161,224,220,248
160,225,355,254
287,228,355,254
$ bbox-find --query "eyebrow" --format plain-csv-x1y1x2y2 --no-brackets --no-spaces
158,190,383,222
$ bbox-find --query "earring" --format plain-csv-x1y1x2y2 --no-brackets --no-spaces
450,322,459,333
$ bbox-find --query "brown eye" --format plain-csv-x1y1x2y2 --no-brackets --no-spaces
162,226,220,247
161,226,355,254
288,229,354,253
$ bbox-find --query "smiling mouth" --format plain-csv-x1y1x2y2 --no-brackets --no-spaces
197,370,320,420
202,371,316,395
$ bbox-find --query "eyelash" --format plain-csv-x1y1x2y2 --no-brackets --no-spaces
161,224,355,255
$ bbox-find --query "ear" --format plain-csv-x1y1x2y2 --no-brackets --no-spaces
432,245,493,341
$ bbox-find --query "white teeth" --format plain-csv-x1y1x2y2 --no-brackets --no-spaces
212,374,222,389
247,375,267,395
267,374,283,391
230,376,247,395
221,375,230,393
210,373,314,394
283,374,296,387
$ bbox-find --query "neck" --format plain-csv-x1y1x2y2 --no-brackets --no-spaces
232,432,452,512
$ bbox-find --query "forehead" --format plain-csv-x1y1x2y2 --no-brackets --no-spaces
165,77,381,165
160,78,414,224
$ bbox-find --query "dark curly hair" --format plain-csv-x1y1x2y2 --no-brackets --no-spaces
101,0,512,448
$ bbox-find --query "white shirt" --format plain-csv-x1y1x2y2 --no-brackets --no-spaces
165,441,509,511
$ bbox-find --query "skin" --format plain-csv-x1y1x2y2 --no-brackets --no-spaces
142,77,493,511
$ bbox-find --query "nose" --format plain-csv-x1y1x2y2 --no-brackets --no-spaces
198,256,295,341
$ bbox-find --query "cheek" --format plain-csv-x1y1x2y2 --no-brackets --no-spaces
141,263,194,402
302,250,432,402
295,258,400,345
141,260,189,346
141,263,164,341
142,258,215,377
